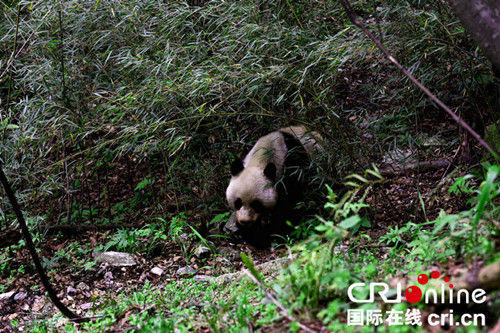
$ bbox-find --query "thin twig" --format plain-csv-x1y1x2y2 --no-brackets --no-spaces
244,270,318,333
441,144,461,179
338,0,499,161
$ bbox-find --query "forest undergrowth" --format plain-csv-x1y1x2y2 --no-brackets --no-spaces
0,0,498,331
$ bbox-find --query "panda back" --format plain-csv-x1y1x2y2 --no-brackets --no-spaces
243,131,288,174
241,126,321,178
279,126,322,156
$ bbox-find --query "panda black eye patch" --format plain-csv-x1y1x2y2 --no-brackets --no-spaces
234,198,243,210
250,200,264,213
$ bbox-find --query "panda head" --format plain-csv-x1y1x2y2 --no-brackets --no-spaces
226,159,278,228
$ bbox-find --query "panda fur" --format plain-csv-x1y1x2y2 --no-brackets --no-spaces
226,126,321,246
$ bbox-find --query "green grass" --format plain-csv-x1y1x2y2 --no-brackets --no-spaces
12,163,498,331
25,278,277,332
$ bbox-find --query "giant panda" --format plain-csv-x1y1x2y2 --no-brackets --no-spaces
225,126,322,246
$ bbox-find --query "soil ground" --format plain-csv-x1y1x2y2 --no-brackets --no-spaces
0,164,475,331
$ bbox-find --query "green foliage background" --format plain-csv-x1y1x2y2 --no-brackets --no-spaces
0,1,499,331
1,0,496,221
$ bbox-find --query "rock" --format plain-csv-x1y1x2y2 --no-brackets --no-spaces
14,292,27,301
382,149,416,170
104,271,113,285
214,257,291,284
194,275,214,282
261,296,273,305
32,298,45,311
80,302,93,310
214,272,240,284
256,257,290,275
93,251,136,267
76,282,89,291
179,233,190,243
218,246,240,262
222,213,241,239
0,291,15,302
195,245,211,258
176,266,195,276
66,286,77,296
151,267,164,276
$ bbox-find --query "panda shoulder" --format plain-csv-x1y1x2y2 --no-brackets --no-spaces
279,126,323,155
243,131,287,167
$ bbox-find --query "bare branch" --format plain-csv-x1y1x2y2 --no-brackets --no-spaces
338,0,499,161
0,166,84,322
379,158,453,176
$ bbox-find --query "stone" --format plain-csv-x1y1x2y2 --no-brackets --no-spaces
218,246,240,262
66,286,77,296
195,245,211,258
261,296,273,305
382,149,416,170
194,275,214,282
14,292,27,301
176,266,195,276
0,291,15,302
104,271,113,284
214,257,291,284
80,302,93,310
151,267,164,276
76,282,90,291
222,212,239,234
93,251,136,267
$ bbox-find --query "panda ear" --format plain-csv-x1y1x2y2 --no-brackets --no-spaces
230,159,244,176
263,163,277,181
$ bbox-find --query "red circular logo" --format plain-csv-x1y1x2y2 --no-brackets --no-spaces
405,286,422,303
418,274,429,285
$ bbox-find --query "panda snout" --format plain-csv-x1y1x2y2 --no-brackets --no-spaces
236,219,254,228
235,213,261,228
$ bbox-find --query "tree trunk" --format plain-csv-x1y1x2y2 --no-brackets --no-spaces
448,0,500,76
